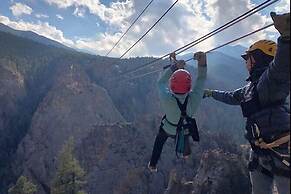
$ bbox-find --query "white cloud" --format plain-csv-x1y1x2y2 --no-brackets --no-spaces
73,32,135,56
202,0,272,46
275,0,290,13
73,7,86,18
10,2,33,17
68,0,276,57
56,14,64,20
45,0,134,26
64,0,214,57
0,15,73,46
35,13,49,19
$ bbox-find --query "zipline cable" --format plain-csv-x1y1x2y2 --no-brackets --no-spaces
121,23,274,82
105,0,154,56
118,0,278,77
115,0,279,79
175,0,278,56
119,0,179,59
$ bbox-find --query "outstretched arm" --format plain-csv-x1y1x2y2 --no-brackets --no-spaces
211,88,244,105
257,12,290,105
190,52,207,112
157,66,174,99
158,53,185,99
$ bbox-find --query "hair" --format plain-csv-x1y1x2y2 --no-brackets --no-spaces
250,49,274,68
248,49,274,80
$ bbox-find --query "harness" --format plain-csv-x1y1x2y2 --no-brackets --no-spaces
162,95,199,158
241,82,290,177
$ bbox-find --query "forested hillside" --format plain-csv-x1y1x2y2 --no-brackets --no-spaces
0,26,250,194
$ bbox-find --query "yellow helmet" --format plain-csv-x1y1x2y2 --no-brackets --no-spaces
241,40,277,60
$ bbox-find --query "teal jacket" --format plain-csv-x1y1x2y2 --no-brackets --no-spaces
158,65,207,135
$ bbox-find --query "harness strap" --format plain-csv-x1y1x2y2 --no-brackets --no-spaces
254,133,290,167
249,154,290,178
162,116,178,127
249,124,291,170
257,164,274,178
257,160,290,178
161,95,189,127
255,133,290,150
269,157,290,178
174,95,189,117
173,95,189,158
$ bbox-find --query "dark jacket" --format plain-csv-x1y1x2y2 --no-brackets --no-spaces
211,37,290,141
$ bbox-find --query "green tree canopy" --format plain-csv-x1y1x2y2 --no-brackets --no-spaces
8,176,37,194
51,137,87,194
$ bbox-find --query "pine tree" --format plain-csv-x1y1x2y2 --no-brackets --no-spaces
51,137,87,194
8,176,37,194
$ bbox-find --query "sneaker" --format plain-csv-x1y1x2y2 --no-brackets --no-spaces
147,162,157,173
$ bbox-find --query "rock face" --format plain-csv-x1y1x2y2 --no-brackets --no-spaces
165,149,251,194
0,62,25,134
77,123,199,194
0,62,26,190
15,64,125,193
0,59,26,124
78,124,149,194
191,149,251,194
75,123,252,194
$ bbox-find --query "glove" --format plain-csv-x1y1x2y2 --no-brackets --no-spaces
193,51,207,66
170,60,185,71
176,60,186,69
170,52,177,61
271,12,290,39
203,89,213,98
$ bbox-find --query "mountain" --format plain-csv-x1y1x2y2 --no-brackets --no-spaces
0,29,252,194
216,45,247,59
0,23,71,50
15,63,125,194
165,149,251,194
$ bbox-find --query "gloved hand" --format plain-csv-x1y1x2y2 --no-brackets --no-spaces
176,60,186,69
271,12,290,39
169,52,186,71
193,51,207,66
203,89,213,98
170,52,177,62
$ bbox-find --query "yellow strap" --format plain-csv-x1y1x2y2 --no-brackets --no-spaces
256,134,290,149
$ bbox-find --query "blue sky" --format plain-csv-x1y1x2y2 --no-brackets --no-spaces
0,0,289,57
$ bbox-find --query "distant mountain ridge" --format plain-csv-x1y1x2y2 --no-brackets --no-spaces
217,45,247,59
0,23,71,50
0,23,248,58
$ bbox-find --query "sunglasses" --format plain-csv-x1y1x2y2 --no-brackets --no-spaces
241,53,251,61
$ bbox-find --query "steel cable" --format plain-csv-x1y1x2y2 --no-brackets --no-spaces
105,0,154,56
121,23,274,82
115,0,278,79
119,0,179,59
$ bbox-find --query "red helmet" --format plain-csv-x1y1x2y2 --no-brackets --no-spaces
169,69,192,94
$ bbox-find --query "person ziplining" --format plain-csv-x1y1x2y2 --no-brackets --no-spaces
148,51,207,172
